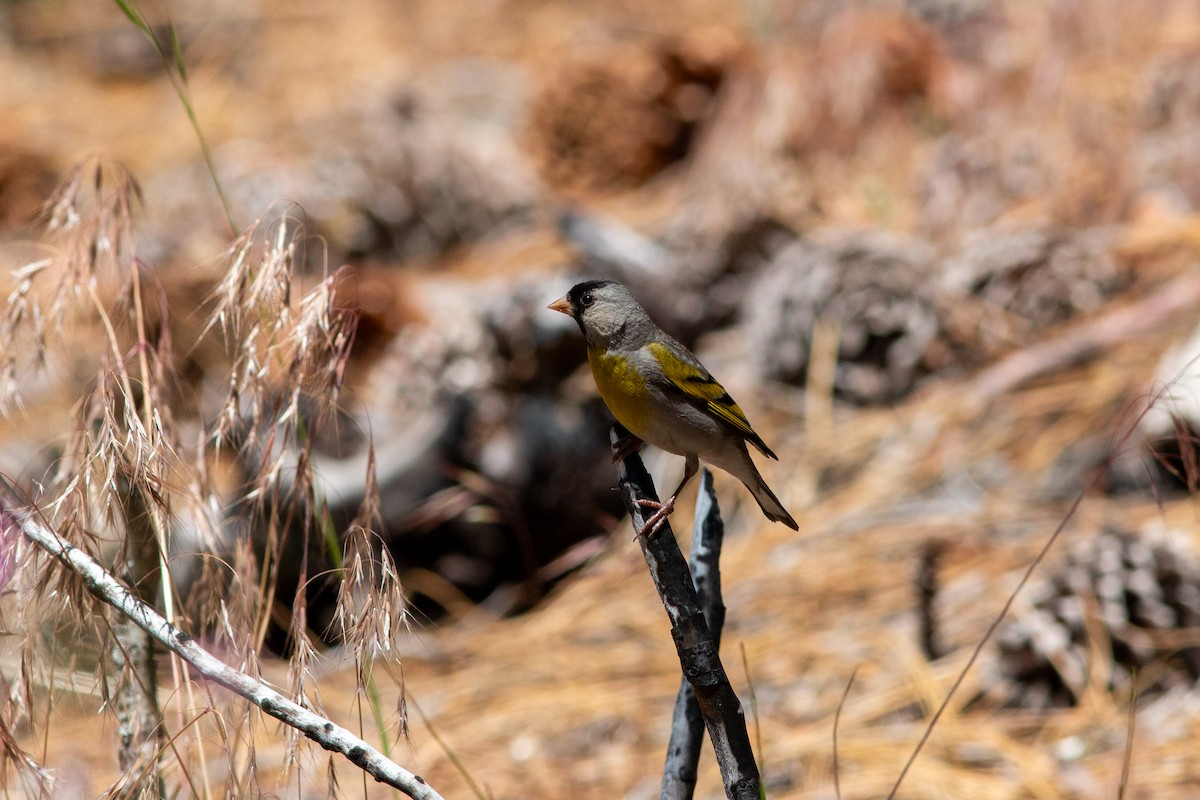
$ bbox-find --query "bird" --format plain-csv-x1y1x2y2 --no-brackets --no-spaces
548,279,798,535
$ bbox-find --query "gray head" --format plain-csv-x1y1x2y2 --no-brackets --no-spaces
547,280,655,349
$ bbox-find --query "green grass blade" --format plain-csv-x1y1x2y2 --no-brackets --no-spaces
112,0,156,39
168,13,188,85
110,0,237,234
365,665,392,758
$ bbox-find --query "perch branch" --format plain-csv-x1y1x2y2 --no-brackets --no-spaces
0,480,444,800
661,468,729,800
610,427,760,800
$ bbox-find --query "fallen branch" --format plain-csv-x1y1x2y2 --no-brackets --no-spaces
557,208,673,281
610,428,760,800
0,479,444,800
661,468,728,800
971,268,1200,400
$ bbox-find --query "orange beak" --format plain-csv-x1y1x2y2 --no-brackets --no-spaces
548,295,573,316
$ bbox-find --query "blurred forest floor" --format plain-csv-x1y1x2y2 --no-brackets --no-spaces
5,0,1200,797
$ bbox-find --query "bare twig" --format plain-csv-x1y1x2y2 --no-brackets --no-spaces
915,540,945,661
410,696,487,800
0,483,444,800
886,466,1101,799
661,468,727,800
832,667,858,800
1118,677,1137,800
887,382,1168,797
738,644,763,782
611,427,760,800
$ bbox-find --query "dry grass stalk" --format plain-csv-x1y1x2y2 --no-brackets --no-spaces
0,488,442,800
0,161,414,796
335,461,411,658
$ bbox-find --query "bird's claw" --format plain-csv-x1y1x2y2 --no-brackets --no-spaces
611,433,645,464
634,496,674,539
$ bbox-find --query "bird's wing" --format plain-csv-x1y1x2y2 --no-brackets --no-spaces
647,340,778,460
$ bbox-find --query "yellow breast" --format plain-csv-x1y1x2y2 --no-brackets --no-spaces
588,347,652,437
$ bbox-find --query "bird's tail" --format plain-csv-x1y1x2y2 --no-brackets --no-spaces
715,444,799,531
745,472,799,531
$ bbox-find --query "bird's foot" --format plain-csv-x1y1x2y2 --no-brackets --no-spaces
611,432,645,464
634,496,675,539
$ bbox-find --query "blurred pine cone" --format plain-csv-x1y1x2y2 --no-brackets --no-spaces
936,226,1125,364
744,228,939,404
526,35,733,194
984,526,1200,709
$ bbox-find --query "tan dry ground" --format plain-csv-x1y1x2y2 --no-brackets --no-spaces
14,297,1200,798
6,0,1200,798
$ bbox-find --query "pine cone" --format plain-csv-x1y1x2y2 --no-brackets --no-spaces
744,228,939,404
936,226,1124,364
985,526,1200,709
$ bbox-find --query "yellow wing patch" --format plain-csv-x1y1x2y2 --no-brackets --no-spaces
647,341,756,439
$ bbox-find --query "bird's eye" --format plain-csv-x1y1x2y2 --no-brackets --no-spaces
580,292,594,308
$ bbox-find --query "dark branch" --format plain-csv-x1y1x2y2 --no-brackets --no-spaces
661,468,728,800
915,539,945,661
610,427,759,800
